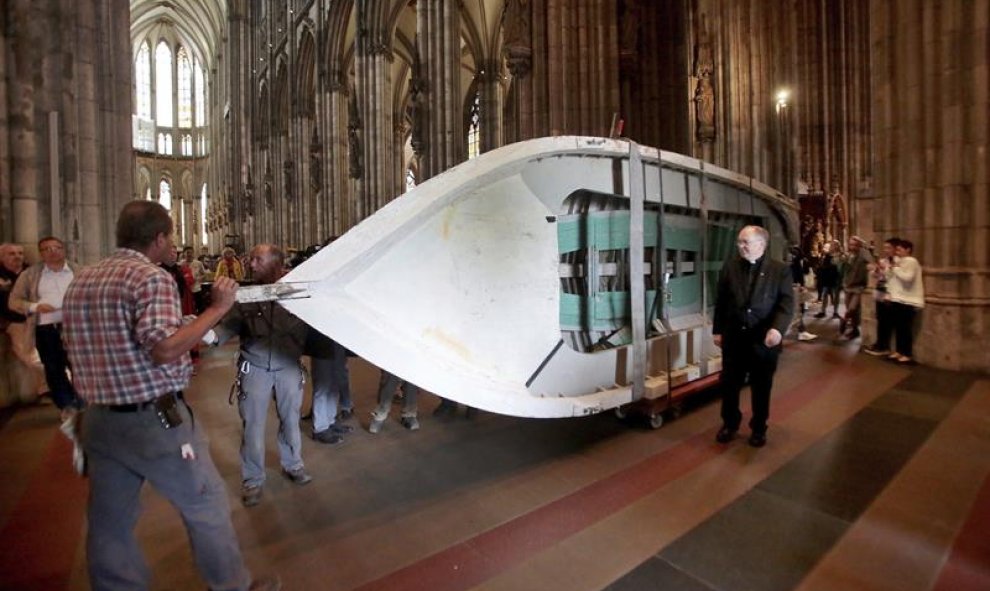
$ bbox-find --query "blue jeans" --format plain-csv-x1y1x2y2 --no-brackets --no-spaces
311,343,353,433
82,402,251,591
372,371,419,420
237,362,305,487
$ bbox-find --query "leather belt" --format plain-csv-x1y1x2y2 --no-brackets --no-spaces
37,322,63,330
106,391,184,413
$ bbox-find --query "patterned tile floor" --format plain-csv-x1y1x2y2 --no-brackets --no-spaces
1,316,987,590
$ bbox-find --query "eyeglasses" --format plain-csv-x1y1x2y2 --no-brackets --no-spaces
40,245,64,253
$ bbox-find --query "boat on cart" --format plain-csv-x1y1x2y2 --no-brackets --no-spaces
274,136,797,421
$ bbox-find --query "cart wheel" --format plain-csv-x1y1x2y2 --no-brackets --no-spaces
648,412,664,430
669,406,682,420
614,405,627,420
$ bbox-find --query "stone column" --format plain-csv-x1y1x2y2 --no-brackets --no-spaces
323,0,354,234
324,75,350,235
354,1,396,217
476,60,503,154
0,6,8,241
869,0,989,371
227,0,251,248
503,0,535,141
7,0,42,251
416,0,462,181
3,0,130,264
541,0,620,137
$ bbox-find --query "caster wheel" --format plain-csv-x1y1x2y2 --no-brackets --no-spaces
614,406,627,420
649,412,664,430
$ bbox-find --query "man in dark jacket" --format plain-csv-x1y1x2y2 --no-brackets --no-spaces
840,236,873,339
213,244,312,507
713,225,794,447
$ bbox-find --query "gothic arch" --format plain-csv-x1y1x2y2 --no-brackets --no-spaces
273,57,289,134
392,30,416,121
136,166,152,200
462,76,481,141
296,26,317,118
323,1,355,89
180,169,194,199
384,1,413,49
257,80,270,144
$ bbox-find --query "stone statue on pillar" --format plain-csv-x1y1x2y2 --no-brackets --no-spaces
243,167,255,217
310,127,322,193
283,160,295,201
264,159,274,209
347,92,363,179
619,0,640,60
694,14,716,142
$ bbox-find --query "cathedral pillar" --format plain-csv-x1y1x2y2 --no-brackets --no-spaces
416,0,462,181
6,0,42,251
354,1,395,218
544,0,620,137
323,76,350,235
3,0,130,263
503,0,535,141
227,0,252,248
322,1,354,234
869,0,989,371
476,60,503,154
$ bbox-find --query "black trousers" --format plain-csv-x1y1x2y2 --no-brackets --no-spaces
874,300,893,350
719,334,781,434
35,323,80,410
890,302,917,358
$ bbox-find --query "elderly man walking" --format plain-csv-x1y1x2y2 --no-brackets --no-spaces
712,225,794,448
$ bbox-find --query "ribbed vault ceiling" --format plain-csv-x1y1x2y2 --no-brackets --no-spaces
130,0,226,67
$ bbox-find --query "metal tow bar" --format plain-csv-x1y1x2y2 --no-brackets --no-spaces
235,282,314,304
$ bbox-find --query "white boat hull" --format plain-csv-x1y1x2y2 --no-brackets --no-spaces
282,137,796,418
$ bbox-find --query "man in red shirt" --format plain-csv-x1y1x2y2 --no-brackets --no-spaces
63,201,278,591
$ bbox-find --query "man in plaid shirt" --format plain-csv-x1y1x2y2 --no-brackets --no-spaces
63,201,279,591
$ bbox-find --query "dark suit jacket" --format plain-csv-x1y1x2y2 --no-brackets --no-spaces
713,254,794,341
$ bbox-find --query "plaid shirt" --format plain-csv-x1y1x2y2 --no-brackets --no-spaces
63,248,190,405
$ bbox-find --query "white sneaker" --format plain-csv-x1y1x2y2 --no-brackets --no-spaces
798,331,818,341
59,413,77,439
59,412,87,476
368,418,385,434
71,444,86,476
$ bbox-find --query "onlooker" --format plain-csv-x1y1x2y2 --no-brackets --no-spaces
9,236,83,417
369,370,420,433
885,239,924,364
161,246,196,316
62,200,279,591
215,247,245,281
306,328,354,445
0,243,26,323
213,244,312,507
788,245,817,341
712,225,794,448
182,246,207,312
863,237,899,356
813,241,841,319
1,243,47,404
840,236,873,339
432,397,478,418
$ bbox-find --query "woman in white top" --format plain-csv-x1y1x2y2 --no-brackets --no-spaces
884,239,924,364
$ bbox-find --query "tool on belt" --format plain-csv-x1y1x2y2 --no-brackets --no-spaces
229,359,251,405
